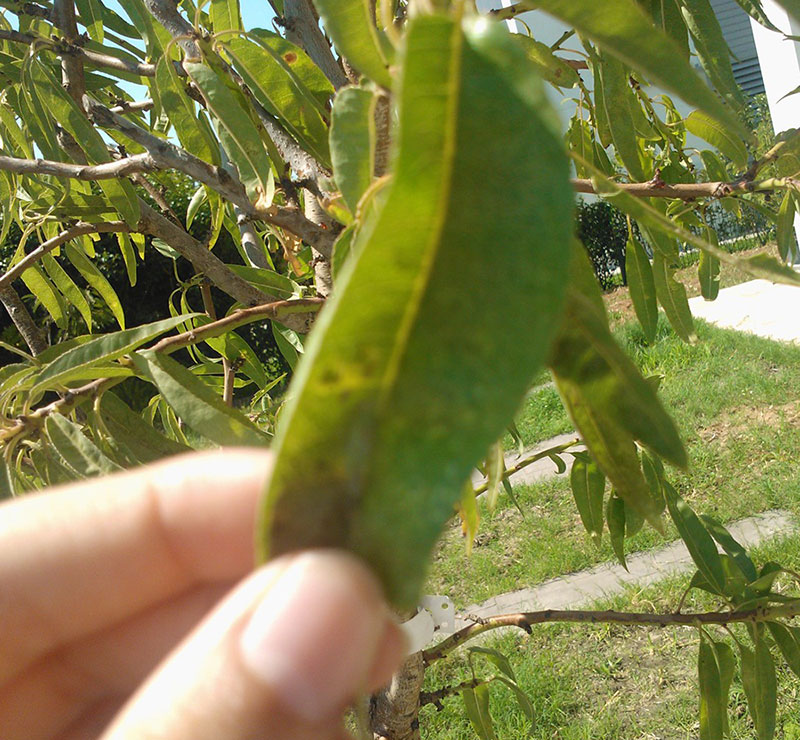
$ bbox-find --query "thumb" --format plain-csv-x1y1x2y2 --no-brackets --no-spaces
101,551,406,740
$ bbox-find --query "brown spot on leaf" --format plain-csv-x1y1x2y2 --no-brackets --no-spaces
284,52,297,64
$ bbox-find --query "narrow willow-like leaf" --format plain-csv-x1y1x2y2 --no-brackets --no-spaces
28,61,139,226
330,86,377,213
664,481,726,594
681,0,746,108
225,37,332,167
485,442,504,511
700,514,757,581
34,314,197,391
517,0,746,136
625,232,658,342
606,494,627,568
732,0,782,31
65,243,125,329
185,61,273,204
470,646,516,680
99,392,190,464
41,253,92,331
600,55,646,180
313,0,394,88
116,232,137,286
570,452,605,545
699,634,725,740
514,36,580,88
155,57,220,166
653,254,695,341
740,633,777,740
699,251,720,301
211,0,241,31
76,0,104,41
131,351,270,447
462,685,497,740
767,622,800,678
21,264,66,329
259,15,573,607
458,479,479,555
777,191,797,262
686,110,748,170
45,414,122,477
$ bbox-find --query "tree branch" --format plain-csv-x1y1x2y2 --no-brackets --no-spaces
571,176,800,200
52,0,86,105
142,0,201,59
419,679,485,709
0,298,324,445
282,0,348,90
422,604,800,664
0,222,131,291
0,285,48,356
0,153,157,181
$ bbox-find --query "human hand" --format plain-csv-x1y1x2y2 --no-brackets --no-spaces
0,450,405,740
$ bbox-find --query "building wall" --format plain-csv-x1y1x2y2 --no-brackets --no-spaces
709,0,766,96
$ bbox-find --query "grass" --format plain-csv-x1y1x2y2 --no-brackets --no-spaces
422,538,800,740
429,317,800,609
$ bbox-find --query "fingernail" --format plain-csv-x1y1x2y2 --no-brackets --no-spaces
239,552,386,722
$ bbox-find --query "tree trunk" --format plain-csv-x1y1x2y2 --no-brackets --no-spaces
370,653,425,740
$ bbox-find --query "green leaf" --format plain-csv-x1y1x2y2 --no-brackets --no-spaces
485,442,504,512
45,414,122,477
570,451,606,545
131,351,269,447
698,634,725,740
470,646,516,681
514,35,580,88
462,685,497,740
184,60,273,205
777,191,798,263
653,254,695,342
34,314,197,391
664,482,726,595
258,15,573,608
210,0,241,31
625,232,658,342
699,514,758,581
116,232,138,287
686,110,748,171
740,632,778,740
732,0,783,31
155,56,220,166
330,86,377,213
699,251,720,301
680,0,746,108
225,36,332,167
75,0,104,41
272,322,303,370
767,622,800,679
21,264,66,329
65,243,125,329
313,0,394,88
459,479,480,555
28,61,139,226
517,0,747,137
98,392,190,464
40,254,91,332
606,494,627,568
599,54,646,180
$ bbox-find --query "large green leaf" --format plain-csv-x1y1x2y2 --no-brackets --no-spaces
653,254,695,341
625,231,658,342
33,314,197,391
699,250,720,301
600,55,646,180
313,0,394,88
698,634,725,740
680,0,746,108
184,60,274,205
570,451,606,545
777,191,798,262
258,15,573,607
41,253,92,331
767,622,800,678
65,244,125,329
462,685,497,740
45,414,122,477
740,632,778,740
686,110,748,171
517,0,746,136
225,36,332,167
330,86,377,213
20,264,66,329
211,0,241,31
131,351,270,447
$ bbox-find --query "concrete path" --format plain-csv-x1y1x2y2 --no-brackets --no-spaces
454,510,796,629
689,277,800,343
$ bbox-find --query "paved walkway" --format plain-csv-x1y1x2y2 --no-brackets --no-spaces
455,278,800,631
689,277,800,344
454,510,796,629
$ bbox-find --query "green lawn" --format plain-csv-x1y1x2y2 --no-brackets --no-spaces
428,317,800,609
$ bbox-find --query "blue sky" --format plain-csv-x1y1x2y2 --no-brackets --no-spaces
103,0,276,32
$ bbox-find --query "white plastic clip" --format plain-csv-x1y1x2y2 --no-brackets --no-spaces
399,595,456,654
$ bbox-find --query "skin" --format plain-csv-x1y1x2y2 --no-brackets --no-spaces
0,449,405,740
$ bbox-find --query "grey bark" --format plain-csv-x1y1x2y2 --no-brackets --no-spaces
370,653,425,740
0,286,48,356
284,0,348,90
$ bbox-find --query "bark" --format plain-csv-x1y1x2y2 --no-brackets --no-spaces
370,653,425,740
374,94,393,178
0,286,48,356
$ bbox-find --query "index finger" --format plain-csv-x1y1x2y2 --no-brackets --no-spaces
0,449,272,684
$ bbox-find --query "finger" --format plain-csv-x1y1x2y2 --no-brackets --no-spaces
0,449,272,683
101,551,406,740
0,583,229,740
